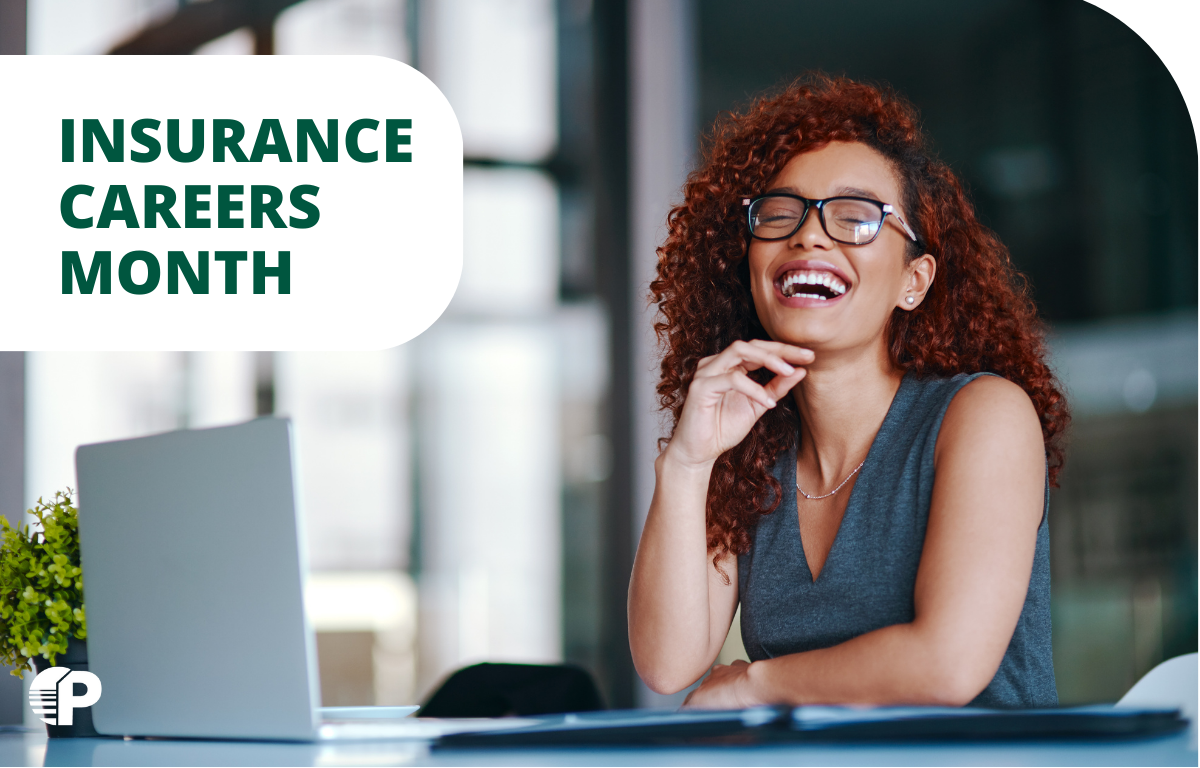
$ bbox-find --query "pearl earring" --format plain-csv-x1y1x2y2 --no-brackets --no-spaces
905,296,915,305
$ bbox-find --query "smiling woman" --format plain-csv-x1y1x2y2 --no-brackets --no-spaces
627,74,1070,709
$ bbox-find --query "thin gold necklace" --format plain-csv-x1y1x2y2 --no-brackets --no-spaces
796,459,866,500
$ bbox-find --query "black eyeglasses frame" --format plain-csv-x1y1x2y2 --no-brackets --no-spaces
743,193,920,246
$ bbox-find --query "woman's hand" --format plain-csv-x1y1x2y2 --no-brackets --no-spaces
666,340,812,469
630,339,809,695
682,660,758,709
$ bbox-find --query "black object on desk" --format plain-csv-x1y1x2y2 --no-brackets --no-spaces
419,663,605,718
434,705,1188,748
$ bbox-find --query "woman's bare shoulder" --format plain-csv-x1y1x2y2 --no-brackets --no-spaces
936,374,1042,465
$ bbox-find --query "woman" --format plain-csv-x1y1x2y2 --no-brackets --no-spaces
627,75,1068,709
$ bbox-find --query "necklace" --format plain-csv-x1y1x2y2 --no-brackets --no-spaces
796,459,866,500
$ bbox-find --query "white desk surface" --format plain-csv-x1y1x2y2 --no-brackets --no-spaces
0,728,1194,766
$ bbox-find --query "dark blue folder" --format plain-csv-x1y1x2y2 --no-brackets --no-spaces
434,705,1187,748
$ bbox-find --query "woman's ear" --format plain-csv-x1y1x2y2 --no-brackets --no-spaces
897,254,936,310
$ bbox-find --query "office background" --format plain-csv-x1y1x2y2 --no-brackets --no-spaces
0,0,1193,720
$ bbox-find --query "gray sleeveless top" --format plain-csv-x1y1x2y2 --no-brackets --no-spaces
737,372,1057,708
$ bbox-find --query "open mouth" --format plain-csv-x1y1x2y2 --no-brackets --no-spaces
777,269,848,301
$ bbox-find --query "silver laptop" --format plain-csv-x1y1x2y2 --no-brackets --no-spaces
76,419,518,742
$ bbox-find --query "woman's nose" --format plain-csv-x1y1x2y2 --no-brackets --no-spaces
790,206,832,248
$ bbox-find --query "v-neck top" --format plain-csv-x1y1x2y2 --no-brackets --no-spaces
736,372,1057,708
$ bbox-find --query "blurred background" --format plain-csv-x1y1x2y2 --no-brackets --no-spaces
0,0,1193,721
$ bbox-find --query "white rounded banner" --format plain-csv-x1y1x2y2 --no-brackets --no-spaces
0,56,462,350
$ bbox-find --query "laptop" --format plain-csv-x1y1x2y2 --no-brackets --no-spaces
75,418,530,741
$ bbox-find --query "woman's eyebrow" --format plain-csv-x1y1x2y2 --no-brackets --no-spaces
835,186,882,200
765,185,885,200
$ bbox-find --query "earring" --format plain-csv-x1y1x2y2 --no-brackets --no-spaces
905,296,915,305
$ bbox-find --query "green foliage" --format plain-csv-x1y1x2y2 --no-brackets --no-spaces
0,491,86,678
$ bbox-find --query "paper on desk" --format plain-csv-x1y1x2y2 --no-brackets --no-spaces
319,717,543,741
793,705,978,728
792,703,1185,729
320,705,420,720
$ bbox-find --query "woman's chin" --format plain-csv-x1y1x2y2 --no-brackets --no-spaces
766,322,839,350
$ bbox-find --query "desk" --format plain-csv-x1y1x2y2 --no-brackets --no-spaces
0,729,1194,766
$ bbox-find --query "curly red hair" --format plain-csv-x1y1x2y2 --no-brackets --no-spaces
651,74,1070,563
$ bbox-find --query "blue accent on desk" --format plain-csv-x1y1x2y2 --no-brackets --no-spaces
0,729,1191,767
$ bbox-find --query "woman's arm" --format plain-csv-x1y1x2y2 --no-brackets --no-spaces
629,340,811,694
630,454,740,694
683,375,1047,707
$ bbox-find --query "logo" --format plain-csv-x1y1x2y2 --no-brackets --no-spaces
28,667,102,726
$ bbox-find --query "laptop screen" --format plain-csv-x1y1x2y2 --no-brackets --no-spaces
76,418,320,740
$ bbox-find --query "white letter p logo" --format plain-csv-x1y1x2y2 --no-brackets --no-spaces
28,667,102,726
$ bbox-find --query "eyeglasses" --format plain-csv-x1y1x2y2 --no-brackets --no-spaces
744,193,919,245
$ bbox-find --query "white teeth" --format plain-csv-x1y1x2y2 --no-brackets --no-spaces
780,270,848,298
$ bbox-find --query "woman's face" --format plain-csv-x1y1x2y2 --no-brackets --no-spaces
747,141,933,358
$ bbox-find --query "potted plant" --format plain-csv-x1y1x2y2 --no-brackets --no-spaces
0,490,97,737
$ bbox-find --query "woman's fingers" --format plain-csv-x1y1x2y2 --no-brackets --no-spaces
689,369,775,410
707,340,810,374
740,339,814,365
763,366,807,401
674,340,812,464
712,371,776,409
696,340,813,379
752,339,815,365
691,344,810,409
